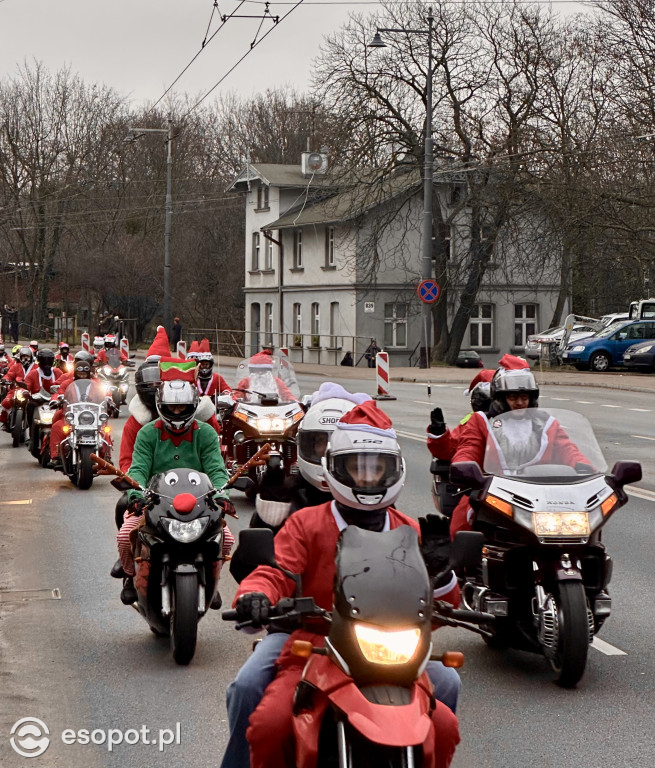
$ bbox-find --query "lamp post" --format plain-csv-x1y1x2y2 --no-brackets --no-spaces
370,8,435,367
125,118,174,336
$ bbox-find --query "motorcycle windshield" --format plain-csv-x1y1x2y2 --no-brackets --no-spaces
334,525,431,626
235,355,300,402
482,408,607,479
64,379,107,405
106,349,121,368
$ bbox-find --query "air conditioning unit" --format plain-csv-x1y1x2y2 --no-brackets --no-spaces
301,151,328,177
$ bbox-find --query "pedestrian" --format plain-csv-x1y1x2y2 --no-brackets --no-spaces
171,316,182,347
364,338,380,368
4,304,19,344
340,351,353,366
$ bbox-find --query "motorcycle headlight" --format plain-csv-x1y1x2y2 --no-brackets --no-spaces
103,365,112,375
39,411,54,425
99,412,109,424
65,411,75,424
102,383,112,394
251,416,292,433
118,366,126,373
533,511,590,537
119,382,129,392
160,516,210,543
354,623,421,665
78,410,96,425
16,390,27,402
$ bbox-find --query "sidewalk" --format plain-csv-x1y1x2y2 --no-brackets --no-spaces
131,349,655,394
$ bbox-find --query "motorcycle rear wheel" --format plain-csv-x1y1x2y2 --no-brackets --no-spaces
11,410,23,448
549,581,590,688
171,573,198,665
76,446,94,490
29,426,41,459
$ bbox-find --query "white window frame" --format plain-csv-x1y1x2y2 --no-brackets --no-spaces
329,301,339,347
514,303,538,347
311,302,320,336
292,303,302,339
264,236,274,271
264,302,273,346
293,230,303,269
384,303,408,348
469,304,494,348
251,232,260,271
325,227,335,267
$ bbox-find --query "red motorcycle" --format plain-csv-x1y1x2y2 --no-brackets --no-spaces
224,526,491,768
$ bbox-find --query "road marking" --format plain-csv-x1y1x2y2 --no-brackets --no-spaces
575,401,594,404
628,487,655,501
629,408,652,412
591,637,627,656
0,499,32,505
415,400,437,406
632,434,655,441
600,404,621,408
395,430,426,443
548,397,570,401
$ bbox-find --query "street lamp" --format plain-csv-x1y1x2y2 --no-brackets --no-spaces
125,118,174,336
370,8,435,368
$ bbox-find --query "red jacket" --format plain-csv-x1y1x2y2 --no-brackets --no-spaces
24,366,62,395
236,501,460,613
95,349,128,365
195,372,232,398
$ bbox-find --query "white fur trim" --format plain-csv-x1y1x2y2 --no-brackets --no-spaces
255,497,292,527
195,395,215,422
433,571,458,599
337,421,397,439
128,395,154,426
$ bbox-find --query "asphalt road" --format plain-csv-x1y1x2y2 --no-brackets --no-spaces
0,370,653,767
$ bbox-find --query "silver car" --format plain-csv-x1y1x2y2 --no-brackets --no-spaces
524,324,598,360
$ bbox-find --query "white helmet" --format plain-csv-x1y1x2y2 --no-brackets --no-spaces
156,380,199,432
297,397,360,491
322,418,406,511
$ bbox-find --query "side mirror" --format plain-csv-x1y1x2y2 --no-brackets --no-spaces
451,531,485,572
237,528,277,569
610,461,642,488
429,457,451,477
450,461,486,489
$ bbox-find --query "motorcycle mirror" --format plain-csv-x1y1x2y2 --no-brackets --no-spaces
450,531,485,573
111,477,134,492
429,457,451,477
610,460,642,488
237,528,277,568
450,461,485,489
261,394,279,406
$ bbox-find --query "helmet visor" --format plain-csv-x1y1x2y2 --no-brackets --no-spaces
330,452,403,490
298,430,330,465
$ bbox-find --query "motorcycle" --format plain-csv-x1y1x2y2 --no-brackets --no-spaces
28,387,57,467
450,407,642,688
7,381,29,448
217,355,304,496
96,448,267,666
58,379,113,489
96,348,130,417
224,525,493,768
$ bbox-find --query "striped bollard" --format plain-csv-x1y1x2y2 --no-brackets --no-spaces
177,340,187,359
279,346,289,358
120,336,129,358
81,332,90,353
374,351,396,401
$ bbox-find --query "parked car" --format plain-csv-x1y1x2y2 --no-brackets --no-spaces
455,349,484,368
524,324,598,360
562,319,655,371
622,340,655,372
600,312,629,327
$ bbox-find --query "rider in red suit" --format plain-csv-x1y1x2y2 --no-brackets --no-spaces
234,401,461,768
23,348,62,395
195,350,232,399
95,334,128,365
234,351,296,402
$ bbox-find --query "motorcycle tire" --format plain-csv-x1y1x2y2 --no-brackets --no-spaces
549,581,590,688
12,410,23,448
76,446,94,490
29,427,41,460
39,447,50,468
171,573,199,666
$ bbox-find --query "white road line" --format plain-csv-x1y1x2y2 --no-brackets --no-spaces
591,637,627,656
0,499,33,505
632,434,655,441
548,397,570,401
415,400,437,406
575,401,594,404
600,404,621,408
395,430,427,443
628,487,655,501
629,408,652,412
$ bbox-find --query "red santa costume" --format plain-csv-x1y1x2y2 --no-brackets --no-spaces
195,339,232,399
234,351,295,402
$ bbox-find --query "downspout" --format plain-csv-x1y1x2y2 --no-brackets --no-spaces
263,229,283,347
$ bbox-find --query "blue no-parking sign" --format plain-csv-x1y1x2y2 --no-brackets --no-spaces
417,279,440,304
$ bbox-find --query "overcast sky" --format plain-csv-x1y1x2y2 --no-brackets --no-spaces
1,0,591,109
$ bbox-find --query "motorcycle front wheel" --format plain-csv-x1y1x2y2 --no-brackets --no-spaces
549,581,590,688
11,409,23,448
171,573,198,665
76,445,94,490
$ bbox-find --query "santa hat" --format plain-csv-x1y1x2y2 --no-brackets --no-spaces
159,357,197,383
463,369,495,396
311,382,372,406
497,353,530,371
249,351,274,369
186,340,201,360
336,400,397,439
146,326,171,361
198,338,211,354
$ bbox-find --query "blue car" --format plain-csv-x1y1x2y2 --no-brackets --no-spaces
562,319,655,372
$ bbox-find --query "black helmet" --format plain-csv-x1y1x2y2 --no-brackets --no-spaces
135,360,161,409
74,350,94,364
490,367,539,412
37,348,55,372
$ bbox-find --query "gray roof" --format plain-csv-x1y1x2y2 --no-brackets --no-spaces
227,163,335,192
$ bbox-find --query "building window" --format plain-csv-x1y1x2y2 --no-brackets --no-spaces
325,227,335,267
264,236,274,271
384,303,407,347
251,232,260,271
264,302,273,346
311,302,320,336
514,304,538,347
293,230,303,269
292,303,302,346
329,301,340,347
250,303,261,355
256,185,269,210
469,304,494,348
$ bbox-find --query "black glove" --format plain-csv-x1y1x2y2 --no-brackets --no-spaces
127,498,147,517
419,514,452,578
235,592,271,628
215,498,237,517
428,407,447,436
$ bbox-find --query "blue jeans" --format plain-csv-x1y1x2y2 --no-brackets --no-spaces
220,632,461,768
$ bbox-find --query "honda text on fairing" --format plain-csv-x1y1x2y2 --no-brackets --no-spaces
96,347,130,417
58,379,113,490
113,468,232,666
450,408,641,687
225,527,493,768
217,355,304,497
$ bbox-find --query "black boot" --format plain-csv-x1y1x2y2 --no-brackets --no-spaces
110,559,126,579
210,590,222,610
120,577,137,605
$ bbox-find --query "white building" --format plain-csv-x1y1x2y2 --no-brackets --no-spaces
228,153,567,368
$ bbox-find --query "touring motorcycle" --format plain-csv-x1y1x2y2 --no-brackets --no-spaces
28,387,57,467
7,381,30,447
97,348,130,416
450,407,642,687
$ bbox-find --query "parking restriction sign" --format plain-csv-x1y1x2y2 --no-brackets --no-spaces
417,280,440,304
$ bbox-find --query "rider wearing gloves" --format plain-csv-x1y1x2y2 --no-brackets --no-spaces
23,348,61,395
115,359,235,606
0,347,33,428
193,339,232,399
229,401,461,768
233,351,296,402
55,342,74,371
95,334,128,364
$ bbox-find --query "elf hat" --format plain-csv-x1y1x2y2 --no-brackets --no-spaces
158,357,198,383
146,326,171,361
